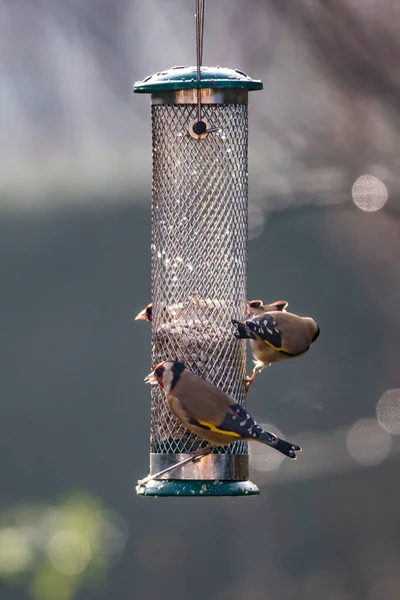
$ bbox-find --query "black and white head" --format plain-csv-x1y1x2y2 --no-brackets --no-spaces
144,361,187,392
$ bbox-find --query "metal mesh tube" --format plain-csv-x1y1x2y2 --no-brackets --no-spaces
150,93,249,459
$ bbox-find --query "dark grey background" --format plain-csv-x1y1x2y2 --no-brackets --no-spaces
2,1,400,599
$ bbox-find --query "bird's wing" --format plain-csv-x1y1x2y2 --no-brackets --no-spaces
172,371,277,443
246,313,287,352
250,311,318,355
173,372,231,422
212,402,277,444
185,401,277,445
172,372,250,440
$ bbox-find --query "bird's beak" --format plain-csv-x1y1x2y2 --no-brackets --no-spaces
135,308,148,321
144,371,158,385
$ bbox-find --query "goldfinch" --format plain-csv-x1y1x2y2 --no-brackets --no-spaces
232,311,320,389
144,361,301,459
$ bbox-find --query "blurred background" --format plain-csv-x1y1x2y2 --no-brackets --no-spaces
1,1,400,599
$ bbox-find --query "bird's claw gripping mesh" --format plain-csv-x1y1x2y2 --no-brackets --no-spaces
151,102,249,455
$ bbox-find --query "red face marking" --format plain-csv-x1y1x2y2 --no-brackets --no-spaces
153,363,165,388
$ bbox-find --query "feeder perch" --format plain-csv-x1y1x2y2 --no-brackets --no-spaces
134,65,262,496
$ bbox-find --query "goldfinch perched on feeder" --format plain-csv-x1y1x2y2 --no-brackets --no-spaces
232,311,320,390
144,361,301,459
246,299,288,320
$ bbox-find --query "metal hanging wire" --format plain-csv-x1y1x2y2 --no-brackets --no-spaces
195,0,205,122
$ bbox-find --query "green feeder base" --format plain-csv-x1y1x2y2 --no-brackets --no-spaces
136,479,260,497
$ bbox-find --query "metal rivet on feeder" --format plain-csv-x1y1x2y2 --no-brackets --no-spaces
134,0,263,497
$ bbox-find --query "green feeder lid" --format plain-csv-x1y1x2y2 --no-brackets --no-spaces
133,65,263,93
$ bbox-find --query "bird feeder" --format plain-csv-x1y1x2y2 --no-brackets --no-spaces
134,64,263,496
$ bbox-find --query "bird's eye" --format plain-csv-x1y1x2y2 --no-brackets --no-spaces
155,367,164,378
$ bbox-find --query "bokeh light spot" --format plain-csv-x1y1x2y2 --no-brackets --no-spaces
351,174,388,212
346,418,392,466
376,389,400,435
0,528,33,575
47,530,91,575
249,423,285,473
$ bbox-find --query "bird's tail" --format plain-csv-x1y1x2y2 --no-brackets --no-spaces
231,319,255,340
260,430,302,460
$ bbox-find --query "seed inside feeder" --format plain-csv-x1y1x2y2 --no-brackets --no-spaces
151,297,247,451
